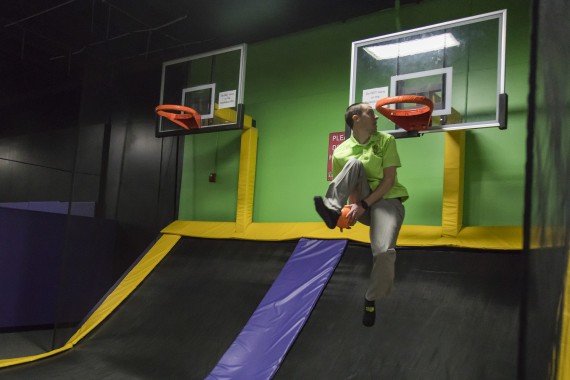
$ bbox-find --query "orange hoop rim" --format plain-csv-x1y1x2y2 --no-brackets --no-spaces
375,95,434,116
374,95,434,131
155,104,201,130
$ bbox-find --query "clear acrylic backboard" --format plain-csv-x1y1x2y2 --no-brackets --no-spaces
157,44,247,137
350,10,507,137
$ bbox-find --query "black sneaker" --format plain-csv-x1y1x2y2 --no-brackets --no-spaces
363,299,376,327
313,196,340,229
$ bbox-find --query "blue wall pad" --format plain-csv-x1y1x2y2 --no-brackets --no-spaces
0,207,117,329
207,238,347,379
0,202,95,217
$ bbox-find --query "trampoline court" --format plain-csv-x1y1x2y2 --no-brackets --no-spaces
1,238,523,379
0,0,568,379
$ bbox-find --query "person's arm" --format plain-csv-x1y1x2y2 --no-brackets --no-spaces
346,166,397,224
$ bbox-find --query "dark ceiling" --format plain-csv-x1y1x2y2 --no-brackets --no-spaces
0,0,421,77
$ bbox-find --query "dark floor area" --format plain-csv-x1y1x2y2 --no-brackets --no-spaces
0,239,523,379
0,328,53,358
0,327,76,358
277,244,522,379
0,238,296,379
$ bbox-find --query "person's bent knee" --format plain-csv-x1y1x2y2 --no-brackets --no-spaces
346,157,363,168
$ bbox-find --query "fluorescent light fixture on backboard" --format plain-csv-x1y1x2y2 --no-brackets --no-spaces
364,33,460,60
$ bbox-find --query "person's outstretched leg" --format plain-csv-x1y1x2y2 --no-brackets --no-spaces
314,158,370,228
363,198,405,326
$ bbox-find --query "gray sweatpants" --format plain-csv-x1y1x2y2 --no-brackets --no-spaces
324,157,405,300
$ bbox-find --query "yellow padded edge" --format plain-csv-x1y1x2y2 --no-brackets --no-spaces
235,128,258,232
162,221,522,250
0,233,180,368
214,106,254,129
442,131,465,237
558,253,570,380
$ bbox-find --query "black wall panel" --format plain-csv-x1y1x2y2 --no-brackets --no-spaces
0,160,72,202
0,85,81,202
1,59,181,349
102,66,178,274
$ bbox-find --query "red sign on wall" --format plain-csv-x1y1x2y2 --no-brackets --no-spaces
327,132,345,181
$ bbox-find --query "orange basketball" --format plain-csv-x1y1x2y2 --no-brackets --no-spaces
337,205,353,231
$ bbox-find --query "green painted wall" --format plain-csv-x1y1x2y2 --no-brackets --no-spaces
179,130,241,221
179,0,530,227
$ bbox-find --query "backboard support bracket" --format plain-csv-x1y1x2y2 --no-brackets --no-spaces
499,93,508,130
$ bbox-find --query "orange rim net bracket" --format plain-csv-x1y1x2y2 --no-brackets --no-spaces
155,104,202,130
375,95,434,132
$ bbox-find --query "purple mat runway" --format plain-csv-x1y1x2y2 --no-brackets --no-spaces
207,238,347,380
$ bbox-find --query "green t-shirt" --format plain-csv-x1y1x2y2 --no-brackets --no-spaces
332,131,409,202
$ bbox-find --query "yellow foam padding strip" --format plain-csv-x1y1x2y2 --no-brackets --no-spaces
442,131,465,237
162,221,522,250
0,233,181,369
213,106,254,129
558,252,570,380
235,127,258,232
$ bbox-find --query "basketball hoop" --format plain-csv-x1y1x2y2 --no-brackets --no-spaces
155,104,201,130
375,95,434,132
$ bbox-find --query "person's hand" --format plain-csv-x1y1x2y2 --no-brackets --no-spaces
346,203,365,226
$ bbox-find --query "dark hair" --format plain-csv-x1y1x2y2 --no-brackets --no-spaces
345,102,368,128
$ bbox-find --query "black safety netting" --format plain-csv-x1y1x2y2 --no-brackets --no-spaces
521,0,570,378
